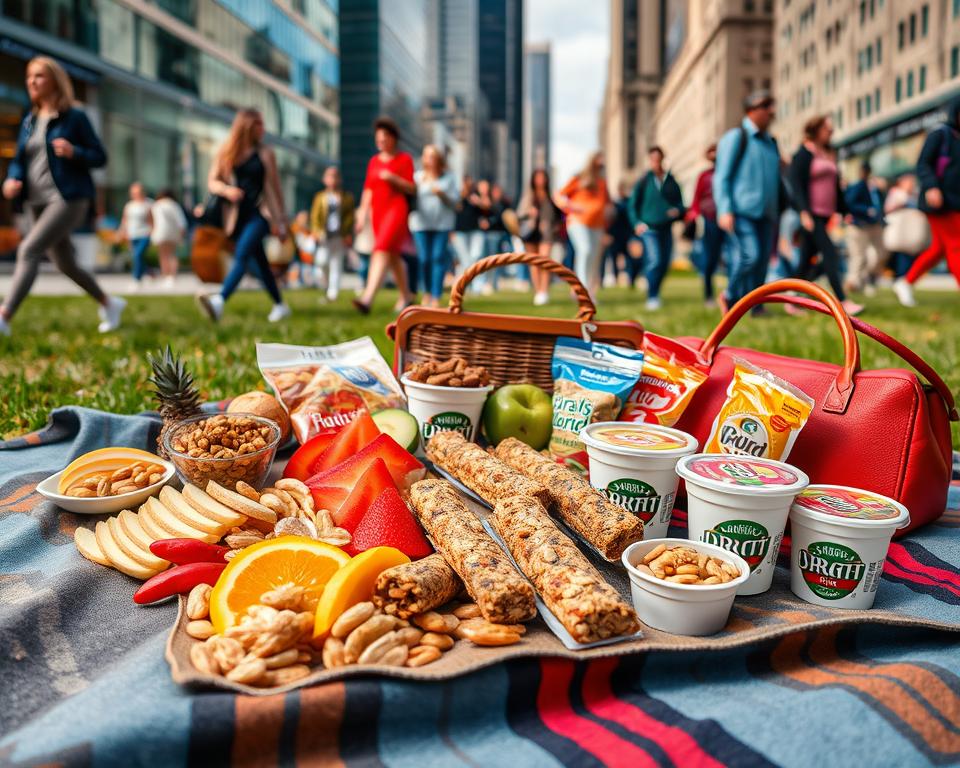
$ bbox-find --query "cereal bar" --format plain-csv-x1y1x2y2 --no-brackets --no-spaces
373,553,465,619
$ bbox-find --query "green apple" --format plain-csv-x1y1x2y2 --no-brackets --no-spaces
482,384,553,449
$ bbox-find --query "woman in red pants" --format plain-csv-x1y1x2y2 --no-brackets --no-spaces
893,96,960,307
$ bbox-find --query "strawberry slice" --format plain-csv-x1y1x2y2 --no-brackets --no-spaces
312,410,381,474
305,433,426,515
333,459,396,529
345,484,433,558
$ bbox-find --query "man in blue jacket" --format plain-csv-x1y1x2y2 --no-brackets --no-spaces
712,90,782,310
843,161,886,296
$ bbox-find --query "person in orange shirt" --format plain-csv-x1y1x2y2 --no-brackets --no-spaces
556,152,611,297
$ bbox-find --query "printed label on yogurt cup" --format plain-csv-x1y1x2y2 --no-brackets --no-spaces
797,541,867,599
702,520,771,570
605,477,661,523
422,411,472,440
687,457,799,488
795,488,902,521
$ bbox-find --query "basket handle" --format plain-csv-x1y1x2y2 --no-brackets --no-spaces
448,252,597,322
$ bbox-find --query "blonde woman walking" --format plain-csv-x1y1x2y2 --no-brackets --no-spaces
557,151,611,298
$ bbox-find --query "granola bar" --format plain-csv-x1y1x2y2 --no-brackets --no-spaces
491,495,639,643
409,479,537,624
425,430,551,507
372,553,465,619
494,437,644,561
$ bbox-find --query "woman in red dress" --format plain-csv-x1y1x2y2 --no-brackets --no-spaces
353,116,416,313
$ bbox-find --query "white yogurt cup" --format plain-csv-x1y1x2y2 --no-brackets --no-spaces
789,485,909,610
676,454,809,596
621,538,750,636
581,422,698,539
401,375,492,455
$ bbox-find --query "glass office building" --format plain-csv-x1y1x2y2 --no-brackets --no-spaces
0,0,339,223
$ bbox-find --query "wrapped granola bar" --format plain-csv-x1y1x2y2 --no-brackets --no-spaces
409,479,537,623
373,553,464,619
491,496,639,643
494,437,644,561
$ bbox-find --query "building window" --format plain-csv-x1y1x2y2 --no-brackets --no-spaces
898,21,905,49
922,5,929,36
952,46,959,78
875,87,880,111
859,1,866,23
837,107,843,127
919,64,927,92
856,97,862,119
745,0,756,11
870,0,875,17
866,46,873,69
907,70,914,97
876,38,882,64
910,13,917,43
895,75,902,102
955,0,960,19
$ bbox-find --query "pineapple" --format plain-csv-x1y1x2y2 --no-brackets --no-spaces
149,346,203,457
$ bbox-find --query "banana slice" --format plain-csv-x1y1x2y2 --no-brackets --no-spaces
136,502,172,542
182,484,247,527
94,520,160,580
118,508,154,551
108,515,168,571
142,496,220,543
159,486,226,535
74,526,111,567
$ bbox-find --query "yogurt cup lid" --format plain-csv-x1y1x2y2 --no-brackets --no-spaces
581,422,698,457
791,485,910,528
676,454,809,495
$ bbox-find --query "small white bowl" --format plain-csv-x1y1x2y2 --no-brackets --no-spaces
37,460,176,515
621,537,751,636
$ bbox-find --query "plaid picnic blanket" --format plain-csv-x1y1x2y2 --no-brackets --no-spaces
2,407,959,767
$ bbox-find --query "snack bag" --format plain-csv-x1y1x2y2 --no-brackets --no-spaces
620,333,709,426
705,358,814,461
257,338,405,444
549,338,645,474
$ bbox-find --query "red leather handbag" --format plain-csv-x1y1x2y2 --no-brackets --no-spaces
674,279,957,535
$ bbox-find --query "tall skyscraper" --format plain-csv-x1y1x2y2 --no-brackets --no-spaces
523,42,551,184
339,0,430,197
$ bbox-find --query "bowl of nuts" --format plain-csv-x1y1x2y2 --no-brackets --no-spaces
38,450,176,515
620,538,750,636
163,413,282,492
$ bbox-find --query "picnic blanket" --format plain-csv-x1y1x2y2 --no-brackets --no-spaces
2,407,959,767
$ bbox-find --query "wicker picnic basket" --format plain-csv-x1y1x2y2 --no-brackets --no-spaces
387,252,645,390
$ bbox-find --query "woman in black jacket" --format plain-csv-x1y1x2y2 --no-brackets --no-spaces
0,57,125,337
789,114,863,315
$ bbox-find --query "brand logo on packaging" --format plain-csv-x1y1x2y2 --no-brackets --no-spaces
702,520,770,570
811,494,860,514
552,394,593,434
422,412,472,440
798,541,866,600
605,478,661,523
718,416,769,457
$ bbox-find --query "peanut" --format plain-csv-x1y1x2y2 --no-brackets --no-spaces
331,601,377,638
395,627,425,648
207,636,245,672
378,645,409,667
344,615,397,663
227,657,267,685
186,619,216,640
455,619,522,646
262,648,300,669
638,545,741,585
357,631,402,664
452,603,482,620
419,632,455,651
261,664,312,686
186,584,212,620
190,642,220,675
413,611,459,634
322,636,346,668
406,645,443,667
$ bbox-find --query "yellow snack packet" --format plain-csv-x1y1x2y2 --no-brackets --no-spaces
705,358,814,461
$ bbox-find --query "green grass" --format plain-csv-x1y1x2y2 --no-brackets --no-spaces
1,273,957,443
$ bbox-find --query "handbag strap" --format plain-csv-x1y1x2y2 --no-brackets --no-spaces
449,251,597,322
699,279,860,414
768,294,959,420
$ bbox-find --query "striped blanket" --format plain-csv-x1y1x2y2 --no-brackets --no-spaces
2,407,959,767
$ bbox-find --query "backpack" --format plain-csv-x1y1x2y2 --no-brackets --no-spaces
727,126,793,214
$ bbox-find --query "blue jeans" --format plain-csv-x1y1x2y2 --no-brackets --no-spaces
641,227,673,299
131,236,150,280
413,230,451,299
699,218,725,300
221,214,281,303
725,216,774,305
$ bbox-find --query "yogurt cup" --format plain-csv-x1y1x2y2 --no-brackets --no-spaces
581,422,698,539
789,485,909,610
621,538,750,636
676,454,809,596
401,375,493,455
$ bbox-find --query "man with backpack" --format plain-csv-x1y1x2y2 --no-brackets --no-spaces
712,90,783,310
893,95,960,306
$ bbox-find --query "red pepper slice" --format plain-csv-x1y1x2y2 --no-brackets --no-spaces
149,538,229,565
133,561,226,605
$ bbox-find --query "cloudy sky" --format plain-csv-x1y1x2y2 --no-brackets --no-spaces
526,0,609,184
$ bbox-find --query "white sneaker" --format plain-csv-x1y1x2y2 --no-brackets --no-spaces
893,278,917,307
0,315,10,337
97,296,126,333
645,297,662,311
196,292,224,322
268,302,291,323
326,289,339,302
533,291,549,306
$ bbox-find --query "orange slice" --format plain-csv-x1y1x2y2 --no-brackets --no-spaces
313,547,410,638
209,536,350,633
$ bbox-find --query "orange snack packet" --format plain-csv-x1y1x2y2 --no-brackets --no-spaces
619,333,709,426
705,358,814,461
